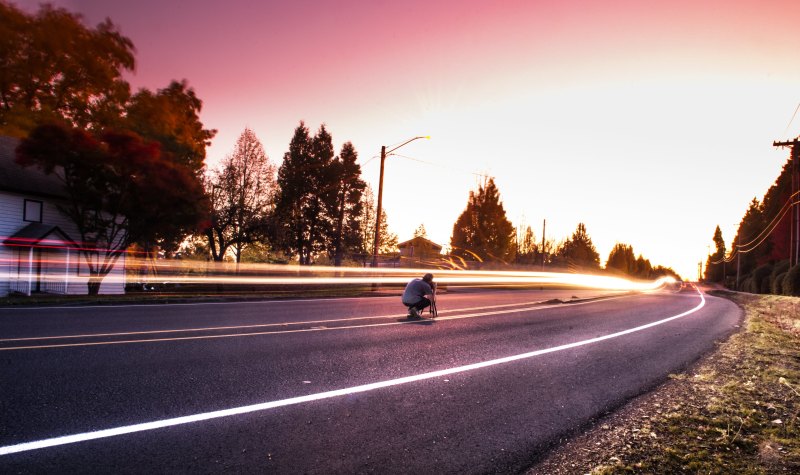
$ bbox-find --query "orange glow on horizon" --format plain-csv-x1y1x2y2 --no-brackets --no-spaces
4,255,677,292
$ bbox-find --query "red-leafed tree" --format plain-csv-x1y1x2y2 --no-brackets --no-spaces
16,124,207,294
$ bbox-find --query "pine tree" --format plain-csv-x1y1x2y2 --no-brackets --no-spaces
703,225,726,282
555,223,601,270
515,226,538,265
359,185,398,262
273,122,314,264
327,141,366,266
732,198,767,280
606,243,636,275
635,255,652,278
450,177,515,263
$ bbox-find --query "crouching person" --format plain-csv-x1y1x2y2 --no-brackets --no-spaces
402,273,434,318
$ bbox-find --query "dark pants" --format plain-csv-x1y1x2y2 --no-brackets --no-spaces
407,297,431,312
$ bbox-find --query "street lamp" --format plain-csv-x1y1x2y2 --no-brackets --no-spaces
372,136,430,267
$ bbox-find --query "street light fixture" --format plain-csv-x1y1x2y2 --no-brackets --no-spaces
372,136,430,267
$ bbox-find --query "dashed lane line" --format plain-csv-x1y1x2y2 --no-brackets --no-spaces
0,295,636,351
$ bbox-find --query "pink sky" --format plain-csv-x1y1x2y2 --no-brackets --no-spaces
16,0,800,278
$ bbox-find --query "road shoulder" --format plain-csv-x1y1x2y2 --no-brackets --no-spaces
527,290,800,474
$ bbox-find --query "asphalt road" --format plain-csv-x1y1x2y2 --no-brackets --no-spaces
0,286,741,474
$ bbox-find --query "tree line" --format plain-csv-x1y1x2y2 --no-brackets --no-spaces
449,177,678,279
195,124,395,267
704,147,800,295
3,3,398,293
4,2,677,292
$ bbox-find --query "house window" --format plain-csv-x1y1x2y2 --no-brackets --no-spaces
23,200,43,223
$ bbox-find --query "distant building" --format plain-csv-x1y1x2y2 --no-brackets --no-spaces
0,136,125,296
398,236,443,260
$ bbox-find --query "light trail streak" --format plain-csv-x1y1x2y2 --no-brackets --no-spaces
4,254,676,291
0,287,704,456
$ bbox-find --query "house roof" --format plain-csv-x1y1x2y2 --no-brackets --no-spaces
3,222,78,248
398,236,443,250
0,135,67,199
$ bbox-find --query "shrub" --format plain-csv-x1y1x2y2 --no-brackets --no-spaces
782,264,800,296
760,276,771,294
751,264,773,294
774,272,787,295
770,260,790,294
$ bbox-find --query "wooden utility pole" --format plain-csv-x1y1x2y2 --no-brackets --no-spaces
736,248,741,290
370,136,429,269
541,219,546,271
773,138,800,267
372,145,386,268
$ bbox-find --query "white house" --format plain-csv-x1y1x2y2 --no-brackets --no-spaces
0,136,125,296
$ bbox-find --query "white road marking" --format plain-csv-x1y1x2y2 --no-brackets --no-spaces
0,289,705,455
0,298,584,342
0,295,631,351
0,289,626,311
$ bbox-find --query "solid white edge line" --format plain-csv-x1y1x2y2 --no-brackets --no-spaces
0,289,706,456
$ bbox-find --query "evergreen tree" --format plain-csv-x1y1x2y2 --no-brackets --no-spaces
273,122,314,263
359,185,399,261
635,255,653,278
606,243,636,275
516,226,538,265
327,141,366,266
759,152,793,262
704,225,726,282
274,123,364,264
555,223,601,270
450,177,515,263
732,198,767,280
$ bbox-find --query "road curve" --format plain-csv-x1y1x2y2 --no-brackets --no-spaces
0,286,741,473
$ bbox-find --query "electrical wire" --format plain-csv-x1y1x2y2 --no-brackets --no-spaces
710,190,800,264
782,102,800,137
391,153,489,179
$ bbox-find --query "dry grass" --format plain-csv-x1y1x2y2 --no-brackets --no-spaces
529,291,800,474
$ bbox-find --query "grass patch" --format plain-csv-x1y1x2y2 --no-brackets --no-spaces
531,291,800,474
604,292,800,473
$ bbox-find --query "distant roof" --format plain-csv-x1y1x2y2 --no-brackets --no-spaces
398,236,443,250
0,136,67,199
3,222,77,248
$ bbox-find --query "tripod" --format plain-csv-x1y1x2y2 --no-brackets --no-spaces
429,283,438,317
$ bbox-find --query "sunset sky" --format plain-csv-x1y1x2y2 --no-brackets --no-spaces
17,0,800,279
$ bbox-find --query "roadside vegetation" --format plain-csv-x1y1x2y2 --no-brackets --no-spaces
704,144,800,296
2,2,679,298
531,290,800,474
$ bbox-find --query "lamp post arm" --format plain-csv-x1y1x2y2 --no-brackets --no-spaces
385,136,429,156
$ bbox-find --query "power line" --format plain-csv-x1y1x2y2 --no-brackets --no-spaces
391,153,489,178
710,188,800,265
782,102,800,137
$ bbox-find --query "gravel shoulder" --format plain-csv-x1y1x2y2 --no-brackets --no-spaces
527,290,800,474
